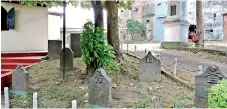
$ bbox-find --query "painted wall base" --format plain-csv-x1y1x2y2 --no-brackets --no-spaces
9,90,27,96
85,103,105,108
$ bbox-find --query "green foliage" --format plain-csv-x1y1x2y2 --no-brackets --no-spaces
17,0,134,10
80,21,119,70
80,0,135,9
126,19,146,36
208,79,227,108
18,0,78,7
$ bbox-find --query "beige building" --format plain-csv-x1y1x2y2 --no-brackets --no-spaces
1,2,48,52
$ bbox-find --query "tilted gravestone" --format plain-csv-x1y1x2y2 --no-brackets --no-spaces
70,33,82,57
60,47,74,70
48,40,62,59
12,65,29,92
195,65,226,108
87,68,112,108
139,51,161,82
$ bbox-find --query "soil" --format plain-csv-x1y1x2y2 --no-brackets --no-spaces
8,54,194,108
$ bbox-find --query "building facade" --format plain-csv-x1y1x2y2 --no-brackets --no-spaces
142,0,156,40
1,2,48,52
203,1,227,41
118,0,143,41
154,0,168,41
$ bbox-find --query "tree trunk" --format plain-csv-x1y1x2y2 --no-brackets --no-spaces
85,1,103,78
91,1,104,28
196,1,204,48
106,1,121,60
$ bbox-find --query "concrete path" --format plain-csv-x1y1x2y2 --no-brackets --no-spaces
157,50,227,76
122,43,227,76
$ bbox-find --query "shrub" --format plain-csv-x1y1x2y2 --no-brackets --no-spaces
208,79,227,108
80,21,119,70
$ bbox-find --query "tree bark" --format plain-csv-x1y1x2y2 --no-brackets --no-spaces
106,1,121,60
91,1,104,28
85,1,103,78
196,1,204,48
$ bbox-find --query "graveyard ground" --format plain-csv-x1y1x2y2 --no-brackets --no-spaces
8,54,194,108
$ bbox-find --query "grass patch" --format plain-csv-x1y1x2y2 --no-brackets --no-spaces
132,98,153,108
8,54,194,108
9,58,87,108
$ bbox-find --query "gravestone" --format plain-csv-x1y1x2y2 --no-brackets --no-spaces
48,40,62,59
139,51,161,82
87,68,112,108
195,65,226,108
70,33,82,57
60,47,74,70
12,65,29,92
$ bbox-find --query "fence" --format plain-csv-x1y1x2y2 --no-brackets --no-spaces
3,87,77,109
121,43,204,77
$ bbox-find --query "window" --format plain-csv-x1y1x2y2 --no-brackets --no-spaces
146,20,150,23
1,6,15,31
1,6,8,30
7,7,15,29
170,5,176,16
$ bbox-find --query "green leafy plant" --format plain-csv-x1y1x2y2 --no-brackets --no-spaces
126,19,146,39
208,79,227,108
80,21,119,70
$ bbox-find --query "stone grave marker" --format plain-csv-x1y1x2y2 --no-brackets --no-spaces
48,40,62,59
60,47,74,70
86,68,112,108
139,51,161,82
70,33,82,57
195,65,226,108
11,65,29,95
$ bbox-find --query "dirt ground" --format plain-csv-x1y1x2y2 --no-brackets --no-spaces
8,54,194,108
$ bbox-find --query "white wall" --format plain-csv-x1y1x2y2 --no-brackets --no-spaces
164,23,180,42
164,22,189,42
1,3,48,52
48,15,61,40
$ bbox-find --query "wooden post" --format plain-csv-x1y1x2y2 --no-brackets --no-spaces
127,43,129,54
197,65,203,75
4,87,9,108
72,100,77,109
33,92,37,109
173,58,177,76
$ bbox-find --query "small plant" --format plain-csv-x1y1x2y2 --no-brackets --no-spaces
80,21,119,71
208,79,227,108
132,99,152,108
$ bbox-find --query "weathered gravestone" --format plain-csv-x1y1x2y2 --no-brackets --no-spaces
195,65,226,108
60,47,74,70
86,68,112,108
48,40,62,59
11,65,29,95
139,51,161,82
70,33,82,57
